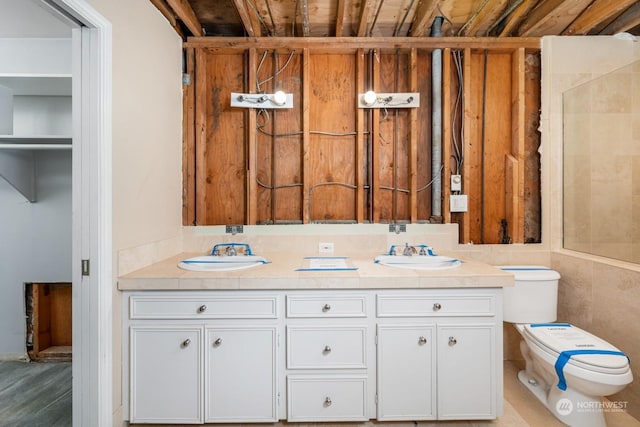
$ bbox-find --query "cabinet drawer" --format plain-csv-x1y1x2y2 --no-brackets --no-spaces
376,294,495,317
129,294,278,319
287,326,367,369
287,375,368,421
286,295,367,318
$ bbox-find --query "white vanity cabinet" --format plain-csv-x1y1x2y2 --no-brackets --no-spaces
124,292,280,424
284,292,372,422
130,326,203,423
375,289,502,421
122,287,502,424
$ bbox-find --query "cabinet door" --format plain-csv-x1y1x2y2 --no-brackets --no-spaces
205,326,278,422
437,324,495,419
130,326,202,424
376,325,436,420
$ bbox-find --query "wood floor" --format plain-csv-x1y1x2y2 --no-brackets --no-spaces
0,360,71,426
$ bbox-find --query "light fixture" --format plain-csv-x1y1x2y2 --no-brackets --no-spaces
230,90,293,109
358,91,420,109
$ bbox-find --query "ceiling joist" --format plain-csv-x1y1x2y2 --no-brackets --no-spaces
563,0,640,35
165,0,204,36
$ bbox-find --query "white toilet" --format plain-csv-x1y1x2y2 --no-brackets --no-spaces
501,266,633,427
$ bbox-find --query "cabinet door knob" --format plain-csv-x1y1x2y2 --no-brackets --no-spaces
323,345,332,353
323,303,331,311
198,304,207,313
181,338,191,347
433,303,442,311
448,336,457,346
418,336,427,345
214,338,223,346
324,396,332,406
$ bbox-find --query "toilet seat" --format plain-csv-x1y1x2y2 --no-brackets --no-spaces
522,323,630,374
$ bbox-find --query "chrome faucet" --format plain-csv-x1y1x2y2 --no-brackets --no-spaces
225,246,237,256
403,243,417,256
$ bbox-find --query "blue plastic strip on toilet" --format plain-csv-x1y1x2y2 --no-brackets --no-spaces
530,323,572,328
555,350,631,391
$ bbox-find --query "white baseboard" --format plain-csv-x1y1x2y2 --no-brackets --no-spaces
0,353,29,361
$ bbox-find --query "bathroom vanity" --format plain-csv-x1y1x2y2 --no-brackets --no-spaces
119,252,512,424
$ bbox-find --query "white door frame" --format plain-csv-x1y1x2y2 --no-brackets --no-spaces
46,1,113,425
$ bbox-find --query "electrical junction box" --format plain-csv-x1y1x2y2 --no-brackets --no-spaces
450,194,468,212
451,174,462,192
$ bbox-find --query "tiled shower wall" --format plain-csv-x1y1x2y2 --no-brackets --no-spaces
563,59,640,263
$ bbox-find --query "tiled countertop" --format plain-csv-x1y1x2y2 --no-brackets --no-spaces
118,252,514,290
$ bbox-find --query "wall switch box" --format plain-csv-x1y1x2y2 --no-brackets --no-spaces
450,194,468,212
319,242,334,253
451,174,462,192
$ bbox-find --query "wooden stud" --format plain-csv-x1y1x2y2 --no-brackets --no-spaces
247,49,258,224
601,3,640,34
410,0,439,37
409,48,418,223
302,49,310,223
356,49,365,223
335,0,346,36
182,47,196,226
194,48,207,225
231,0,257,36
371,49,381,223
461,47,473,244
511,48,526,243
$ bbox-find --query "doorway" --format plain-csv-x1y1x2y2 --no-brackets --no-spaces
0,0,113,425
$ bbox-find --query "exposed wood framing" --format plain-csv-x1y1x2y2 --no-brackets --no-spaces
184,36,541,51
510,48,526,243
601,2,640,34
498,0,538,37
166,0,204,36
409,48,418,222
517,0,592,37
231,0,257,36
562,0,639,35
461,47,472,243
185,38,541,243
335,0,346,36
247,49,258,224
409,0,438,37
182,47,196,225
371,49,381,223
356,49,366,222
150,0,178,28
357,0,376,36
300,0,310,36
458,0,510,37
302,49,310,223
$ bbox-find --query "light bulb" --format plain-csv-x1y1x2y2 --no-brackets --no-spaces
363,90,377,106
272,90,287,106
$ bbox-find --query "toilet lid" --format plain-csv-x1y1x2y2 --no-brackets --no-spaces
523,323,630,372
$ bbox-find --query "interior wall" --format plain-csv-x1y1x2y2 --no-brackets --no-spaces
82,0,184,423
542,35,640,420
0,151,72,357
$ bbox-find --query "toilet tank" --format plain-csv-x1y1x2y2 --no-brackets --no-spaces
499,266,561,324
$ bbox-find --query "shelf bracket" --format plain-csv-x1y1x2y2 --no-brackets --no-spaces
0,150,36,202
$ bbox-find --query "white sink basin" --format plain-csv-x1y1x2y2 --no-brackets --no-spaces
178,255,268,272
374,254,461,270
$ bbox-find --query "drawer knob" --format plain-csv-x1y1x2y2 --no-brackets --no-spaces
418,336,427,345
448,336,457,346
198,304,207,313
323,303,331,311
433,302,442,311
323,345,332,353
324,396,332,407
181,338,191,348
214,338,223,346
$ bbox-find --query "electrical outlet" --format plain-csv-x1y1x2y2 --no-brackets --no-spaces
319,242,334,253
450,194,468,212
